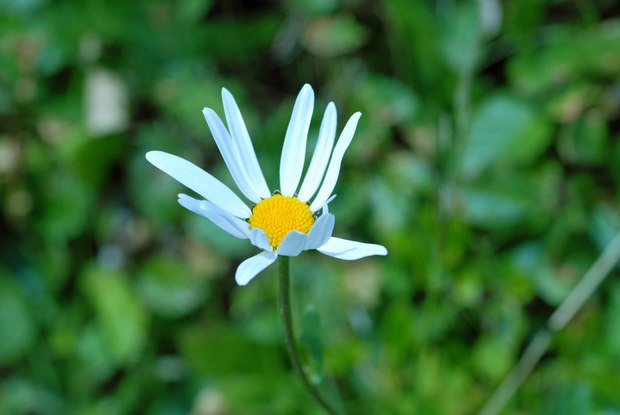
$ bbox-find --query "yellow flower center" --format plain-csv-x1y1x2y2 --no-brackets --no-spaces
248,193,315,249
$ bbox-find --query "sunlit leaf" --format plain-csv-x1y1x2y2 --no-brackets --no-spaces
137,255,207,318
0,274,35,364
461,94,553,178
302,15,368,57
439,2,481,72
82,265,148,365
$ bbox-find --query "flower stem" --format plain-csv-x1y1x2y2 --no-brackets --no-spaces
477,229,620,415
278,256,339,415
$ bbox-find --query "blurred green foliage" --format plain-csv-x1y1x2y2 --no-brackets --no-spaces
1,0,620,414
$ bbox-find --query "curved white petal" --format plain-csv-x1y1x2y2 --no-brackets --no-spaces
235,251,278,286
317,237,387,260
309,112,361,212
202,108,262,203
221,88,271,199
280,84,314,196
197,200,251,237
178,194,250,239
249,228,273,252
304,213,335,250
297,102,337,202
146,151,251,218
323,195,336,212
276,231,308,256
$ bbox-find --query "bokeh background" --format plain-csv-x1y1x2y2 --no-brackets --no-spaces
2,0,620,414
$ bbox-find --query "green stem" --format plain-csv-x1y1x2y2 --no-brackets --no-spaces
278,256,338,415
477,229,620,415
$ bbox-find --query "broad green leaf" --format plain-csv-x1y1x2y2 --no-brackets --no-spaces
353,75,419,126
177,324,283,376
302,15,368,57
37,170,95,243
509,23,620,95
137,256,207,318
604,283,620,359
82,265,147,365
462,186,531,228
0,377,62,415
461,94,553,177
75,323,117,385
283,0,338,15
439,2,481,72
0,274,35,364
471,335,513,381
200,15,282,60
510,242,571,306
540,383,593,415
460,165,559,229
588,203,620,251
174,0,213,25
61,133,124,190
558,112,608,166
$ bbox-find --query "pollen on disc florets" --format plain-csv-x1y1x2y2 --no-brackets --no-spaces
248,193,315,249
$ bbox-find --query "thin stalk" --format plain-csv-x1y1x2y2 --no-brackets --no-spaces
478,230,620,415
278,256,338,415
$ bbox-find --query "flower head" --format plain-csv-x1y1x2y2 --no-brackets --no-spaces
146,84,387,285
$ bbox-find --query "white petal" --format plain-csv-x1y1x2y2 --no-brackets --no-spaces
297,102,337,202
276,231,308,256
309,112,361,212
178,194,250,239
221,88,271,199
235,251,278,286
280,84,314,196
249,228,273,252
146,151,251,218
198,200,251,237
203,108,262,203
323,195,336,212
317,237,388,260
304,213,335,250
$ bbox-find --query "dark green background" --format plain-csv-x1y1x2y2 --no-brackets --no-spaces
1,0,620,413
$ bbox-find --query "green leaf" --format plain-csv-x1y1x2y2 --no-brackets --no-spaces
508,24,620,95
82,265,147,366
350,75,419,158
200,15,282,61
37,170,95,243
282,0,337,15
0,377,62,415
471,335,513,381
588,203,620,251
558,112,608,166
540,382,593,415
62,133,124,190
137,256,207,318
461,94,553,177
75,323,117,386
604,283,620,359
302,15,368,57
510,242,571,305
460,165,559,229
299,306,324,380
174,0,213,25
0,274,36,364
177,325,283,376
439,2,481,72
129,153,184,222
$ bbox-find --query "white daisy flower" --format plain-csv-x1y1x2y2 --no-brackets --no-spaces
146,84,387,286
